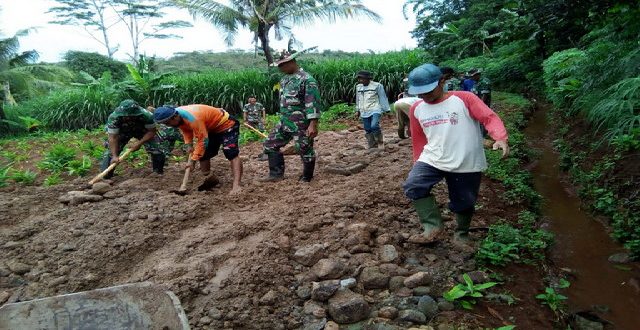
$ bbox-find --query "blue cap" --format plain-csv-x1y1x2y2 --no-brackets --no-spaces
154,106,177,123
408,64,443,95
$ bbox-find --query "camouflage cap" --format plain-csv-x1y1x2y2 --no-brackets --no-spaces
271,50,300,67
467,68,483,76
115,99,144,115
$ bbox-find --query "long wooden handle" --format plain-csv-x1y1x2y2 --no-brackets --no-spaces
179,158,194,191
242,122,268,139
89,149,133,185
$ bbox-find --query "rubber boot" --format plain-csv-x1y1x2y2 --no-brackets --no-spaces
260,152,285,182
299,160,315,182
375,131,384,148
408,196,444,243
151,154,166,175
365,133,377,149
100,151,115,179
453,211,473,246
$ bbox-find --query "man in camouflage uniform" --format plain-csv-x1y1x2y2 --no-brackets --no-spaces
463,68,491,106
146,106,183,156
100,99,167,178
442,67,462,92
261,50,322,182
243,96,266,131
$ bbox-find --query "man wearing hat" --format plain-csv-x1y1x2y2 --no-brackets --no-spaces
462,68,492,106
261,50,322,182
402,63,509,249
153,104,243,195
100,99,166,178
355,70,390,148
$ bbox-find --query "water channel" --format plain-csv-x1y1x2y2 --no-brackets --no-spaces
525,103,640,329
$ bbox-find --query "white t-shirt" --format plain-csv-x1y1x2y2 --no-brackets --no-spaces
410,91,508,173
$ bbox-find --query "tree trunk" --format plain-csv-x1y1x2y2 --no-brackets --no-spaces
258,23,273,66
2,82,17,106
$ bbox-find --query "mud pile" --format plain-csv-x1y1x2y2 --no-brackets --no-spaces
0,121,550,329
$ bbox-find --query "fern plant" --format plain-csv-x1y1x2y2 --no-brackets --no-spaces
588,77,640,143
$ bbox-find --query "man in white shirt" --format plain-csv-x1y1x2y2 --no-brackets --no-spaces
355,70,390,148
402,63,510,249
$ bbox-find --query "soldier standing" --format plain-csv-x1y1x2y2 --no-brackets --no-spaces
261,50,322,182
242,96,266,131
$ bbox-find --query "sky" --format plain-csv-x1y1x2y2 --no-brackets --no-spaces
0,0,418,63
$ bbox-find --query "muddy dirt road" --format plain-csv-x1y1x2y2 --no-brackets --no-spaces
0,120,551,329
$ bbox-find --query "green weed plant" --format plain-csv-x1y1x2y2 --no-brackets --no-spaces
11,169,37,185
443,273,498,310
536,279,570,314
477,211,553,266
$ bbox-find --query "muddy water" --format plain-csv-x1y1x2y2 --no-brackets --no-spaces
525,103,640,329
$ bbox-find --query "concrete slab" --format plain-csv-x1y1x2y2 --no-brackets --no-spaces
0,282,190,330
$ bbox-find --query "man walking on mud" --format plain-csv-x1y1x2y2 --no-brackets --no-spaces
260,50,322,182
100,99,167,178
153,104,243,195
355,70,390,148
403,63,509,249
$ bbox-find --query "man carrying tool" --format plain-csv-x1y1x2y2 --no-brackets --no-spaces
100,99,166,178
355,70,390,148
403,63,509,250
153,104,243,195
242,96,268,161
242,96,266,131
261,50,322,182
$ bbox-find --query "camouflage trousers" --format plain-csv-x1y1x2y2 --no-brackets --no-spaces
103,125,182,157
247,119,265,131
263,111,315,163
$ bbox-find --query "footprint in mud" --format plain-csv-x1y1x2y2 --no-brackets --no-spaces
197,174,220,191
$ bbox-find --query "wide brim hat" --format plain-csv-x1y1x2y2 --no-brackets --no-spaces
408,63,443,95
271,50,300,67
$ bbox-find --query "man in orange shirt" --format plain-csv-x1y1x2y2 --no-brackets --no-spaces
154,104,243,194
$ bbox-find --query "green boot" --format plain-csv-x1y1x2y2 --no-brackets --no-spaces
453,212,474,251
409,196,444,243
365,133,378,149
374,131,384,147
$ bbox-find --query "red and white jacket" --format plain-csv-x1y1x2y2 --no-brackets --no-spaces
409,91,508,173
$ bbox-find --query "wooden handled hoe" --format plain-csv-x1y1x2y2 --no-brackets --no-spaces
88,149,132,185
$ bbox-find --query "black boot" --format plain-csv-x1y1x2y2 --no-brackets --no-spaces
151,154,166,174
100,151,115,179
299,160,316,182
365,133,377,149
260,152,285,182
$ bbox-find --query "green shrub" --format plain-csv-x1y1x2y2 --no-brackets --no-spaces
67,156,92,177
477,212,553,266
39,144,77,173
63,51,128,81
10,72,120,131
43,173,62,186
11,169,37,185
0,165,12,188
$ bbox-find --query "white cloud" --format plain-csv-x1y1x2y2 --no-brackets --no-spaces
0,0,417,63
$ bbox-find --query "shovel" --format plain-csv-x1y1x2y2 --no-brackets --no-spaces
171,157,194,195
88,149,132,185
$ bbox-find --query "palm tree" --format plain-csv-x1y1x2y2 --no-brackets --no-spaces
0,29,39,120
172,0,381,65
